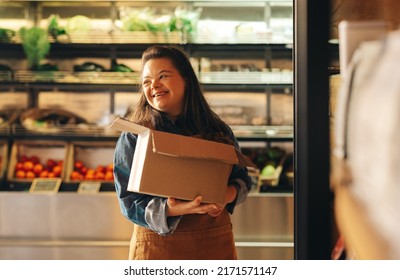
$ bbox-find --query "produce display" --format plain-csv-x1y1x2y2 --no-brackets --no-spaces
120,6,202,33
13,155,63,179
20,108,87,132
70,160,114,181
19,26,51,71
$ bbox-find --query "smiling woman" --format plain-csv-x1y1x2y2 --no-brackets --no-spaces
141,58,186,121
113,45,252,260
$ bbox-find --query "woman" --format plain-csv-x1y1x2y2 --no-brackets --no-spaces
113,45,251,260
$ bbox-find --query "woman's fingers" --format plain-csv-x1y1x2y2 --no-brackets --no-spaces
167,195,219,216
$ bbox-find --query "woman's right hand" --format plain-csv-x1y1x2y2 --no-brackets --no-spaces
166,195,218,216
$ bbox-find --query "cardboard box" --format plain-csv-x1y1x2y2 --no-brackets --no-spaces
109,117,255,204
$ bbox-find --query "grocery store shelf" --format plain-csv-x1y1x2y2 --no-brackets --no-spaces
0,70,293,88
232,125,293,141
7,124,293,142
9,124,118,142
5,31,292,46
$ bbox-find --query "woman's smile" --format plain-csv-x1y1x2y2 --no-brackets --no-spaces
152,90,168,98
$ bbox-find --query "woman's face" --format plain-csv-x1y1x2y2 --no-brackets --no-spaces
142,58,186,121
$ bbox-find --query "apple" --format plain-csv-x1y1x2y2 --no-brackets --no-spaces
94,171,105,180
85,170,95,180
94,165,105,174
33,163,44,175
39,170,49,178
29,155,40,164
52,165,62,177
19,155,28,162
80,166,88,176
105,171,114,181
15,170,26,179
261,164,276,177
23,161,34,172
106,163,113,172
74,160,84,170
46,159,57,169
25,170,36,179
15,162,24,171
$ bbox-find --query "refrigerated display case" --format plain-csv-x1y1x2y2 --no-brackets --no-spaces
0,0,294,260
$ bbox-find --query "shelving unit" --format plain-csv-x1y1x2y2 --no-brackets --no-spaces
0,0,294,259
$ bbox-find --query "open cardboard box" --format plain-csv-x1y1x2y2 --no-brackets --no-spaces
109,117,255,204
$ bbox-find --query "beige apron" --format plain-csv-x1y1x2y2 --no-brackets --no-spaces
129,209,237,260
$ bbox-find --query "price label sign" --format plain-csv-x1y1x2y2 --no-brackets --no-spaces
78,181,101,194
30,178,62,193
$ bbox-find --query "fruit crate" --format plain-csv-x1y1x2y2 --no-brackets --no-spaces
65,141,115,183
0,141,8,182
7,140,69,183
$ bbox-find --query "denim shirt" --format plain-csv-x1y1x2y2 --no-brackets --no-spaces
113,117,252,236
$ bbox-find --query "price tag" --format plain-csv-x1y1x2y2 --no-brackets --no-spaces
78,181,101,193
30,178,62,193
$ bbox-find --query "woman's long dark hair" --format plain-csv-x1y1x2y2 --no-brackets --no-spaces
130,45,231,143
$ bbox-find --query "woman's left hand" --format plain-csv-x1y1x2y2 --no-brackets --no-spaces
207,185,237,217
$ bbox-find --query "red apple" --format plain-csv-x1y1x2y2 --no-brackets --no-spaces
46,159,56,169
15,162,24,171
74,160,84,170
19,155,28,162
29,155,40,164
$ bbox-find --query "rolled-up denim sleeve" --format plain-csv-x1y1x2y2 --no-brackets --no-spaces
225,127,252,213
113,132,181,235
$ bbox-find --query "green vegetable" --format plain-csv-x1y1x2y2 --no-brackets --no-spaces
110,59,133,72
19,27,51,70
74,62,105,72
65,15,91,33
47,14,67,40
35,63,58,71
0,28,15,42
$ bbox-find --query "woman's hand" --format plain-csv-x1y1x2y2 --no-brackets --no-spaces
207,185,237,217
167,185,238,217
167,195,218,217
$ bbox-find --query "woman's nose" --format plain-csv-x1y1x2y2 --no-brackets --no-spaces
151,79,160,89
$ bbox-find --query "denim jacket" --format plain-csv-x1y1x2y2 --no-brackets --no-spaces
113,116,252,236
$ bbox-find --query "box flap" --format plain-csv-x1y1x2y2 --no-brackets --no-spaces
151,130,239,164
235,149,257,168
108,116,148,135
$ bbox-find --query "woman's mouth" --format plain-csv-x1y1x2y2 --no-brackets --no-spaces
152,91,168,98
